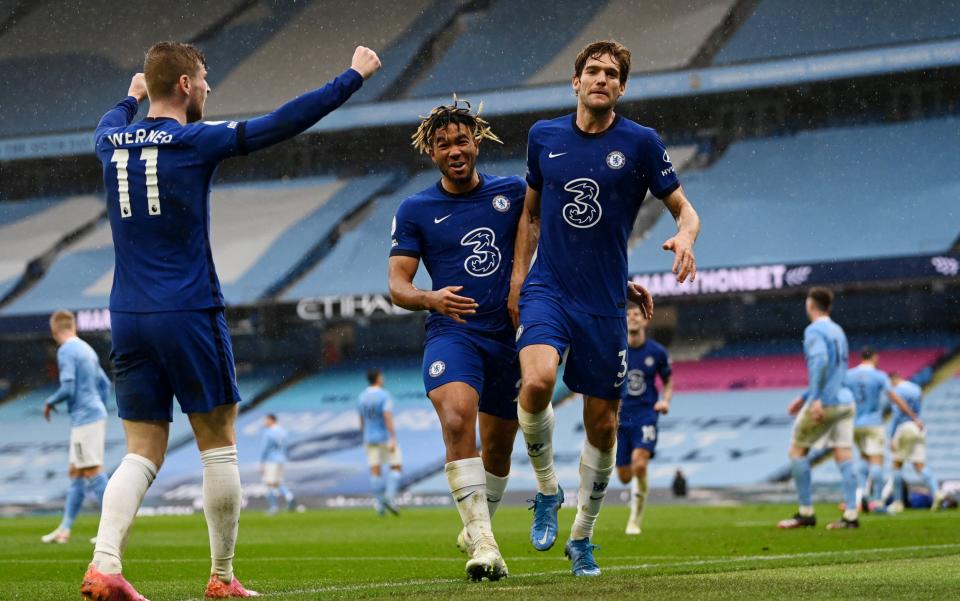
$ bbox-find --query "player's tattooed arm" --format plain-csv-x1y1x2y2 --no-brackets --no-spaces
660,186,701,283
508,186,541,328
388,256,477,324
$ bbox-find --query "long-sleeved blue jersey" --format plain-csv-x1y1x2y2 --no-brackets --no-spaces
803,317,850,406
44,337,109,427
260,424,289,464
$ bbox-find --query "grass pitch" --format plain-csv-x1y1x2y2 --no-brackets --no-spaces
1,503,957,600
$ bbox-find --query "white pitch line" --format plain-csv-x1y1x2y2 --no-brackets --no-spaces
170,543,960,601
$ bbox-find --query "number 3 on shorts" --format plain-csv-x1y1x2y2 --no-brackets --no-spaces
615,349,627,385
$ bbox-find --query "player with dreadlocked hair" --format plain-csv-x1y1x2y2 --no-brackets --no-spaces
389,96,525,582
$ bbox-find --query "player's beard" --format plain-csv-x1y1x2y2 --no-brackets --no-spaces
442,157,476,187
186,95,204,123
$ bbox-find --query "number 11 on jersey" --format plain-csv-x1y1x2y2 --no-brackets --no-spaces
111,147,161,218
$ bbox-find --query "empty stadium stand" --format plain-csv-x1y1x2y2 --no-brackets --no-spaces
0,196,104,301
1,175,392,315
528,0,737,84
713,0,960,65
206,0,467,116
629,117,960,273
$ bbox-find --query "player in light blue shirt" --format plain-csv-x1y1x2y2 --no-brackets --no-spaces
845,347,914,511
886,374,943,512
358,369,402,516
41,310,110,544
779,288,861,530
259,414,296,515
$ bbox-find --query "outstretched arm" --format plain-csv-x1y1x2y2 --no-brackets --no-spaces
242,46,380,153
660,186,700,283
507,186,541,328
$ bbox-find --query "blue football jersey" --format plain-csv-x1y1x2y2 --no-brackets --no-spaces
358,386,394,445
391,173,526,333
524,114,679,316
260,424,289,464
890,380,923,432
619,340,671,426
803,317,850,406
95,114,246,312
845,364,892,427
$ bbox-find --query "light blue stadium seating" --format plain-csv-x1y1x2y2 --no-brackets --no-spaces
408,0,608,97
629,118,960,273
714,0,960,65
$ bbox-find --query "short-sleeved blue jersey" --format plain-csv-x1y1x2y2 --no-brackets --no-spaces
524,114,679,317
619,339,671,425
46,337,109,427
890,380,922,433
260,424,289,464
358,386,394,445
845,364,892,427
803,317,850,406
391,173,526,333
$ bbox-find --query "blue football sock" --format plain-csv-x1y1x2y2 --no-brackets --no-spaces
920,469,939,495
87,473,108,506
791,457,813,508
60,477,86,530
838,460,858,514
868,465,884,501
892,469,904,503
265,487,279,512
385,470,401,502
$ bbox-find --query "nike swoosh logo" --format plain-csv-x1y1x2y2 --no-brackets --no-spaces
456,491,476,503
548,151,567,159
589,495,605,501
537,529,551,546
434,214,452,224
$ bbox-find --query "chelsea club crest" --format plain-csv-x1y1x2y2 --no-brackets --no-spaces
492,195,511,212
606,150,625,169
429,360,446,378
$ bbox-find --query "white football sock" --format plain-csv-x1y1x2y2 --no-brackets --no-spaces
485,471,509,520
201,446,241,584
517,404,558,495
570,440,615,541
629,473,648,526
446,457,495,547
92,454,157,574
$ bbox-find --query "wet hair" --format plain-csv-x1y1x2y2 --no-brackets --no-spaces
807,287,834,313
411,95,502,154
367,368,382,385
49,310,76,333
574,40,632,84
144,41,207,100
860,346,877,360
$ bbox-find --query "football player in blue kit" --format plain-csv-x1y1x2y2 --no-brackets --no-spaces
81,42,381,601
508,40,701,576
615,303,673,536
389,99,525,582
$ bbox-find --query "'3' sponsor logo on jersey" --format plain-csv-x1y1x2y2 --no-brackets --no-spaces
562,178,602,228
460,227,501,277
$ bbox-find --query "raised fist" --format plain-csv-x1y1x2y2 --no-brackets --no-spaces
351,46,381,80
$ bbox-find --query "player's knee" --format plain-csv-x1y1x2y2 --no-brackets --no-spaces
441,411,472,444
521,372,555,402
616,467,632,484
632,460,648,478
